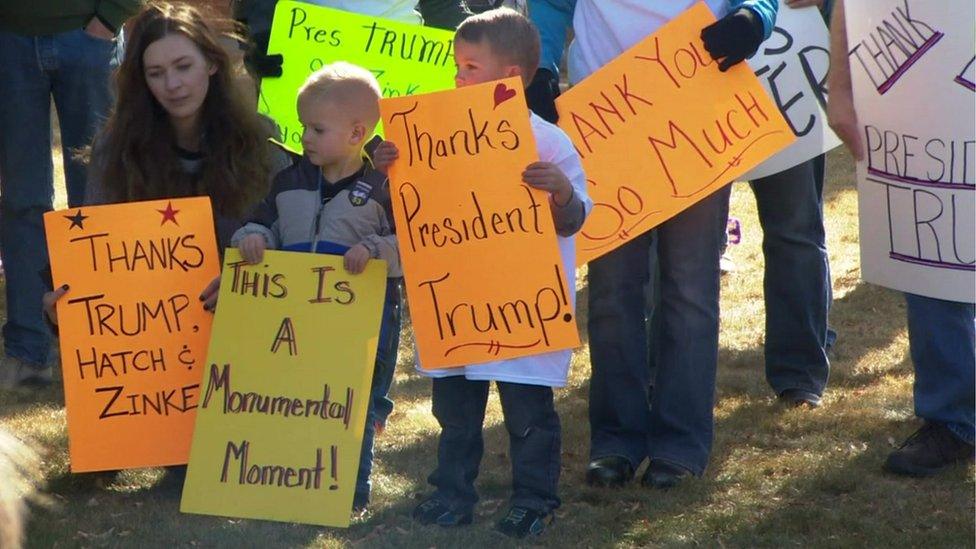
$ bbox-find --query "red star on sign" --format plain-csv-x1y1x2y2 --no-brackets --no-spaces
157,201,180,226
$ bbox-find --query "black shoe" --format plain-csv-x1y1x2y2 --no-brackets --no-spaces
495,505,553,539
352,491,369,513
778,388,822,408
884,422,975,477
585,456,634,487
412,497,472,527
158,465,187,492
640,460,692,489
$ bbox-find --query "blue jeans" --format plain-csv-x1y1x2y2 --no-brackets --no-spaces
427,376,561,513
905,293,975,445
354,278,402,505
748,156,831,396
0,29,115,366
588,186,730,475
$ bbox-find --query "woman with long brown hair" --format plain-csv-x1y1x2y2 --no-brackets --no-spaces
88,1,288,238
37,2,291,372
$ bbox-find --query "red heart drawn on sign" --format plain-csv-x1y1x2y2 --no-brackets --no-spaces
493,82,517,109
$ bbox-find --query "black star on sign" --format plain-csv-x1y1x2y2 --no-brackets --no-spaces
64,210,88,230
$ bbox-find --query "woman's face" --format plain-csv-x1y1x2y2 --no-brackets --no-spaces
143,33,216,125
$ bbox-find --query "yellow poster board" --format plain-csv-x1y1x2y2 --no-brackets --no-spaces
180,250,385,528
260,1,457,151
556,2,796,265
381,77,580,369
42,197,219,472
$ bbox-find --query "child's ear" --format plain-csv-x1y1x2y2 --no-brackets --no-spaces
350,123,367,144
506,65,523,80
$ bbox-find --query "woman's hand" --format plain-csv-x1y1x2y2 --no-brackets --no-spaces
42,284,70,325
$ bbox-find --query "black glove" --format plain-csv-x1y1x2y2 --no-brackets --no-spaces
525,68,561,123
245,30,284,78
700,8,764,72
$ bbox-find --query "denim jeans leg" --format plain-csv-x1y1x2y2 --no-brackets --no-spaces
810,154,839,351
750,158,830,396
646,186,730,475
587,232,652,468
354,280,402,503
370,278,402,428
497,382,560,513
905,293,976,445
429,376,489,511
0,32,56,367
51,29,115,207
354,414,376,507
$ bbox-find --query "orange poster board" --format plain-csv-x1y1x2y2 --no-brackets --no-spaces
556,2,795,265
381,77,580,369
43,197,219,472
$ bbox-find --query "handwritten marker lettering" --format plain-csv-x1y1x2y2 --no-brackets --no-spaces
43,197,219,471
555,4,795,265
180,251,385,526
849,0,943,95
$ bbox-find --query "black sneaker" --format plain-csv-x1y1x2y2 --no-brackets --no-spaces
884,422,975,477
412,496,472,527
494,506,552,539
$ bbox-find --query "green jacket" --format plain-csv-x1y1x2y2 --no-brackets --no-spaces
0,0,144,36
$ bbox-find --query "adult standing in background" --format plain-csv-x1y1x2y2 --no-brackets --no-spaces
738,0,835,408
827,0,974,477
531,0,835,410
533,0,778,489
0,0,143,389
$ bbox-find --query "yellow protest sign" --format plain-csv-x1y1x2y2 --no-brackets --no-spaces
42,197,219,472
556,2,795,265
180,250,385,528
381,77,580,369
260,1,457,151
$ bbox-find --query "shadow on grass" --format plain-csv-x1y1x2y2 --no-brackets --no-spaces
719,280,909,402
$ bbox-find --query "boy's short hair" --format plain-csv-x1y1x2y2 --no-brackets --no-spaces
455,7,540,80
297,62,382,128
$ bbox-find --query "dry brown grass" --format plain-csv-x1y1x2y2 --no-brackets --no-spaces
0,138,972,547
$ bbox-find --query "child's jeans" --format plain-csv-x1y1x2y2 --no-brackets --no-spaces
426,376,561,514
354,277,402,507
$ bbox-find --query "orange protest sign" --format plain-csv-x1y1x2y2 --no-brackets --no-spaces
556,2,795,265
381,77,580,369
43,197,219,472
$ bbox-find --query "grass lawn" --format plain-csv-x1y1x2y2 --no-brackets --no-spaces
0,138,972,547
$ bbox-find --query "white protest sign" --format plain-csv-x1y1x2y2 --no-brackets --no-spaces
743,5,841,181
846,0,975,302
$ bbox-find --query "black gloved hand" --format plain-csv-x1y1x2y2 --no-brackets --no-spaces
245,30,284,78
700,8,764,72
525,68,561,123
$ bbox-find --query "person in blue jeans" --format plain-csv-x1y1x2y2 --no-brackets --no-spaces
827,0,974,476
744,155,832,407
739,0,835,408
532,0,779,489
0,0,141,389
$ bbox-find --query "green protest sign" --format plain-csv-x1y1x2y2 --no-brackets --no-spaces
260,1,458,151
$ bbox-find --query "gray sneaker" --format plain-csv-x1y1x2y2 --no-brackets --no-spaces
0,356,53,390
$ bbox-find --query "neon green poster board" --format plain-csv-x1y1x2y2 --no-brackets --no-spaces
260,1,457,151
180,250,386,527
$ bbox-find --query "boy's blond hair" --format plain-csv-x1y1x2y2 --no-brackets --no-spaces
455,7,541,82
297,62,382,129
